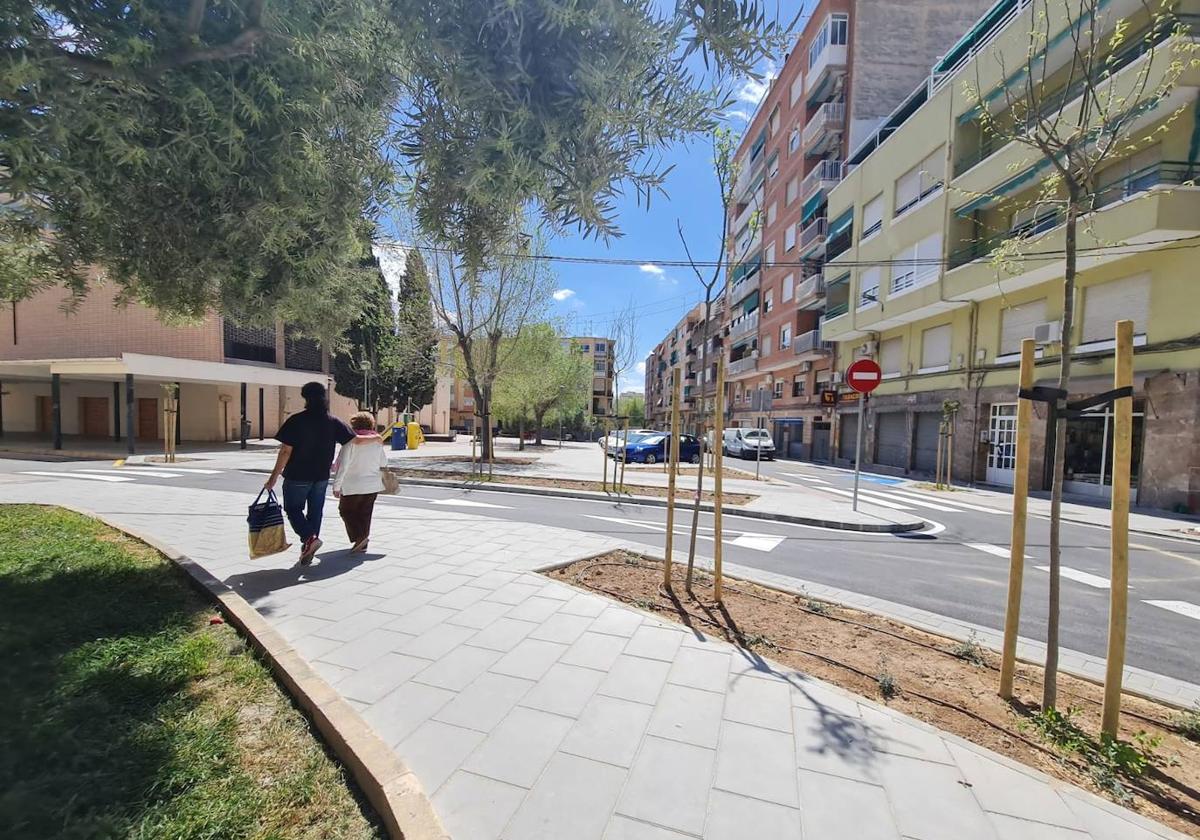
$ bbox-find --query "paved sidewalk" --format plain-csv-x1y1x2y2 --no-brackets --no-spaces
0,476,1187,840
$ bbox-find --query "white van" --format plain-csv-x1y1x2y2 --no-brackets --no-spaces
722,428,776,460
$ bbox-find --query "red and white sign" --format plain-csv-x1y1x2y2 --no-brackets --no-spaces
846,358,883,394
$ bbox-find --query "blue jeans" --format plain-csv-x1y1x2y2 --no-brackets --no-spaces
282,479,329,543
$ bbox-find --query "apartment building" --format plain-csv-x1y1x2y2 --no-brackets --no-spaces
822,0,1200,511
644,300,725,432
722,0,995,460
0,283,357,451
571,336,617,417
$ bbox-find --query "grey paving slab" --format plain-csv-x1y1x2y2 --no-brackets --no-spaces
370,586,441,615
462,706,574,788
489,638,568,681
666,646,732,693
560,694,656,768
704,789,803,840
318,629,415,669
360,679,456,747
560,631,630,671
397,719,486,794
989,813,1090,840
624,624,687,661
602,817,693,840
948,742,1083,829
615,736,716,836
797,770,900,840
411,643,503,691
502,753,628,840
1062,793,1175,840
434,672,535,732
335,651,433,704
646,683,724,749
713,721,799,808
486,580,545,605
558,592,612,618
878,753,999,840
598,655,672,705
504,595,567,624
385,603,458,635
466,617,541,652
445,599,512,630
434,771,526,840
397,622,478,660
519,663,606,718
858,705,954,765
527,611,595,645
792,706,882,785
590,607,646,638
723,672,794,733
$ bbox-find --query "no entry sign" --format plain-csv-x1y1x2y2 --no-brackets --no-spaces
846,358,883,394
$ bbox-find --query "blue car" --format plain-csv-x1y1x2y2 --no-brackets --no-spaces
622,433,702,465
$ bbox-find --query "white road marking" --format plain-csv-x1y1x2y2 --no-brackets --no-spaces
781,473,830,484
730,534,787,552
77,468,183,478
430,499,512,509
1034,565,1111,589
884,490,1006,515
19,471,134,483
1142,600,1200,621
819,487,915,511
965,542,1030,560
854,489,961,513
126,466,223,475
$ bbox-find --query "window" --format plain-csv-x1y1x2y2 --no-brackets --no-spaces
861,194,884,239
830,13,848,45
858,267,881,309
789,127,800,154
784,225,796,251
594,342,606,353
894,147,945,216
774,380,785,399
769,106,781,136
594,359,607,373
793,375,806,397
765,242,776,267
809,13,848,68
786,177,799,205
1000,299,1047,356
1010,204,1059,237
1082,274,1150,343
768,152,780,180
1096,144,1161,207
767,202,777,226
880,336,903,376
890,232,942,294
780,324,791,349
790,74,805,106
920,324,952,372
580,343,590,352
764,288,774,314
782,274,795,301
763,336,773,356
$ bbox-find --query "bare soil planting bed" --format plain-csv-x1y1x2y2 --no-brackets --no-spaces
624,463,761,480
548,550,1200,836
392,468,758,505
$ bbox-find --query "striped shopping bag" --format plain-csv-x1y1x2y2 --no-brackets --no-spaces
247,488,291,558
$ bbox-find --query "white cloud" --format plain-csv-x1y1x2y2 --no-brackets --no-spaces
552,288,576,302
635,360,646,375
725,109,752,123
638,263,664,276
735,62,777,106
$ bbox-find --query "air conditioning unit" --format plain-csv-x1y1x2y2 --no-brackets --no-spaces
861,340,878,355
799,361,812,373
1033,322,1062,344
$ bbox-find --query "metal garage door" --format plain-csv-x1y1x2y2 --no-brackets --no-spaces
913,412,941,474
838,414,858,461
876,412,908,468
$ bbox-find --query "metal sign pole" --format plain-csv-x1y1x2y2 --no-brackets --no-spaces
852,394,865,512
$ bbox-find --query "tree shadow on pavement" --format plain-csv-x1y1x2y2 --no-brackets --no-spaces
224,550,386,602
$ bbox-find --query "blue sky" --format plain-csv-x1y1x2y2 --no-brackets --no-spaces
548,1,811,393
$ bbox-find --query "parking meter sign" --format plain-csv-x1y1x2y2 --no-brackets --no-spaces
846,359,883,394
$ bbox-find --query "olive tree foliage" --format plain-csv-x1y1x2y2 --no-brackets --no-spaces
3,0,787,339
492,324,590,448
960,0,1198,710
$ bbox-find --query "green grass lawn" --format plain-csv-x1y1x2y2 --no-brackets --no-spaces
0,505,383,840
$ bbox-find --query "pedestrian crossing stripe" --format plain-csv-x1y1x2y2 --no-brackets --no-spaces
19,471,133,483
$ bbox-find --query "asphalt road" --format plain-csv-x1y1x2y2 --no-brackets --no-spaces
3,455,1198,685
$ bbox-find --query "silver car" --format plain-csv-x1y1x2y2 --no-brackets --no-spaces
722,428,776,460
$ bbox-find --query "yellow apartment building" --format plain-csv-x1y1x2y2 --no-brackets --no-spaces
822,0,1200,512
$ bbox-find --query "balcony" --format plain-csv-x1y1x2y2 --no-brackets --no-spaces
802,102,845,156
800,159,845,203
728,309,759,340
794,273,826,309
793,328,833,357
799,216,828,255
806,43,848,101
727,354,759,377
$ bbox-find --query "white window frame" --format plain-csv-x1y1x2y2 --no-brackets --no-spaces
785,177,799,205
880,336,904,378
919,323,952,374
788,127,800,154
861,194,884,240
774,380,785,399
782,273,795,301
858,266,881,310
780,324,791,349
784,225,797,251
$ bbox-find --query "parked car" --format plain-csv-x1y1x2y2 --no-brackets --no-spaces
722,428,776,460
620,433,702,465
600,428,655,456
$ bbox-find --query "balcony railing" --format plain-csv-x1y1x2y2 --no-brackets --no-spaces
800,216,828,252
802,102,845,152
948,160,1193,269
800,159,845,202
793,328,832,356
930,0,1033,94
727,355,759,376
794,273,826,308
821,301,849,321
728,309,759,340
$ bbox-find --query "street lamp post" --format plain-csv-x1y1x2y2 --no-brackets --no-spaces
359,359,372,410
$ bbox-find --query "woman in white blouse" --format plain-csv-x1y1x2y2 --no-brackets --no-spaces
332,411,390,552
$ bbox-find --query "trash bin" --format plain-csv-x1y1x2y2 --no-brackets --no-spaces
406,421,424,451
391,423,407,450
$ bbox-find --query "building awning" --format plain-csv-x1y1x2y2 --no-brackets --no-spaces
828,208,854,238
801,192,826,224
742,290,760,314
0,353,328,388
933,0,1016,75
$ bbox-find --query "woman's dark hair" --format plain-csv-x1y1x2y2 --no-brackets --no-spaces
301,381,327,411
